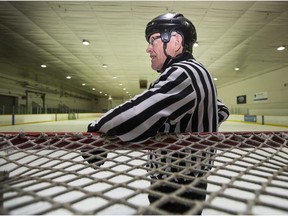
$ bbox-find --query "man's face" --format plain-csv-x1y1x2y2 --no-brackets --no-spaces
146,32,182,71
146,33,167,71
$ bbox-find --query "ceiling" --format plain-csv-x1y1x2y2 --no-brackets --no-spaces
0,1,287,100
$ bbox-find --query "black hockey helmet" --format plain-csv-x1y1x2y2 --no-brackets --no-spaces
145,12,197,53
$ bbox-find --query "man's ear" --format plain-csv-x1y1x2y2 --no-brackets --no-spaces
174,33,183,51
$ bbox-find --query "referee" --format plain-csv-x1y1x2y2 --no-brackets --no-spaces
87,12,229,214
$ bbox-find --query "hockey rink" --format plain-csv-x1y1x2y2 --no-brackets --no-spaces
0,118,287,133
0,119,287,215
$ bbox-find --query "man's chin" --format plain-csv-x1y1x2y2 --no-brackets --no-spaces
151,64,161,72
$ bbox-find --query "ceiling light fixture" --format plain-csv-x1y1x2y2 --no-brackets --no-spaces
102,64,108,68
234,67,240,71
193,42,199,48
66,76,71,79
277,45,286,51
82,39,90,46
82,83,86,86
41,64,47,68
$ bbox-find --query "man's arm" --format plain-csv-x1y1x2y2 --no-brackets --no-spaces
88,69,195,142
217,99,230,125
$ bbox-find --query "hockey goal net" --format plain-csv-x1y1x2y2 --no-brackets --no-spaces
0,131,288,215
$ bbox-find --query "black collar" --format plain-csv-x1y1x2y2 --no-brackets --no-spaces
160,52,194,73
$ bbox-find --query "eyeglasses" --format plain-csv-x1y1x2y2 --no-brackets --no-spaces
148,36,161,46
148,34,177,46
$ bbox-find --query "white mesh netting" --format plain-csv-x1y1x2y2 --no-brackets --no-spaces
1,131,288,215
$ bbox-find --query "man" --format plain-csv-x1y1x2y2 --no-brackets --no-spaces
87,12,229,214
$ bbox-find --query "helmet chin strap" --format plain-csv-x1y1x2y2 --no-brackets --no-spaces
159,42,172,73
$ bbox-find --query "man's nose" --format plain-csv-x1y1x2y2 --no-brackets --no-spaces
146,44,152,53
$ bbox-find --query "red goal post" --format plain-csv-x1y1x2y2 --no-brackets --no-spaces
1,131,288,215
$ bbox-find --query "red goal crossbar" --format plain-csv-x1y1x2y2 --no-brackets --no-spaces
1,131,287,151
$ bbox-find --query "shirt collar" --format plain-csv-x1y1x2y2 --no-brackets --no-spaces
161,52,194,72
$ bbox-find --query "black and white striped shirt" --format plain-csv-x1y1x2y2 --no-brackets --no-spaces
88,52,229,142
88,52,229,178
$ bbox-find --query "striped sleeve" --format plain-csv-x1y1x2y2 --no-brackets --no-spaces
217,99,230,125
88,66,196,143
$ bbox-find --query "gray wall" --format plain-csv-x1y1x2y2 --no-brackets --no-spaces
0,75,99,114
217,67,288,116
1,65,288,116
